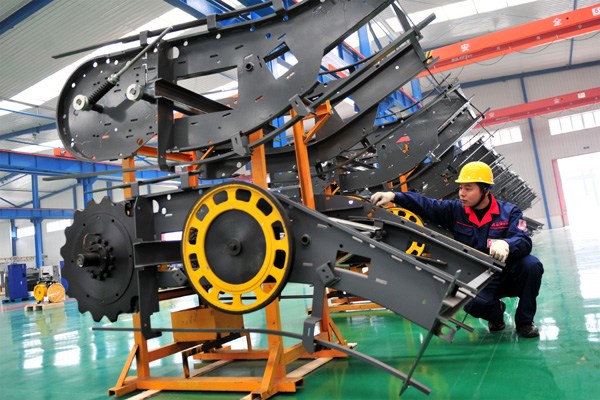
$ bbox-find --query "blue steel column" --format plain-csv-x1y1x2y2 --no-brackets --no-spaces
106,181,113,200
31,175,44,268
520,78,552,228
79,178,95,205
357,26,371,59
72,186,78,210
10,219,17,257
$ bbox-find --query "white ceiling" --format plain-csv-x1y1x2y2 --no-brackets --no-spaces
0,0,598,206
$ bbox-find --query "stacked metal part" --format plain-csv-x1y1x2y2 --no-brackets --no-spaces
51,0,539,395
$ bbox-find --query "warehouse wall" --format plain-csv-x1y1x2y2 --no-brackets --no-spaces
463,64,600,228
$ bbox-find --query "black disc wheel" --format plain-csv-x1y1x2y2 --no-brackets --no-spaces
182,182,293,314
60,197,136,322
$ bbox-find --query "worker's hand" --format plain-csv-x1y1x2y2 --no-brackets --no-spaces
489,240,509,263
370,191,395,207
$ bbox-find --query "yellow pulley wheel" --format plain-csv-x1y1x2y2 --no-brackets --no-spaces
182,182,293,314
33,284,48,302
388,207,426,256
47,283,66,303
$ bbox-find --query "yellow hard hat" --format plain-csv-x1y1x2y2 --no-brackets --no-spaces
455,161,494,184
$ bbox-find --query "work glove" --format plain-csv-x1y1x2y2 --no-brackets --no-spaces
489,240,509,263
370,191,395,207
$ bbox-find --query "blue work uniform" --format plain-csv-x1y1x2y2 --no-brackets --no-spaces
393,191,544,326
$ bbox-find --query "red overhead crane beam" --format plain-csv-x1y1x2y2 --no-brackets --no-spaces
422,4,600,76
480,86,600,127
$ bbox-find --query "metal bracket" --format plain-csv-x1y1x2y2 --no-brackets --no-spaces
303,281,326,353
231,133,250,156
290,94,312,117
206,14,217,31
316,261,339,286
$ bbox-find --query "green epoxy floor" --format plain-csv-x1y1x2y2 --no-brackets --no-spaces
1,227,598,400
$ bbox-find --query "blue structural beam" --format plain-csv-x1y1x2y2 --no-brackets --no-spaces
0,196,18,207
10,220,17,256
17,183,78,208
0,0,55,37
0,107,55,120
80,178,95,205
357,26,371,58
0,208,74,220
31,175,44,268
0,150,169,181
519,78,552,229
0,122,56,141
0,172,24,188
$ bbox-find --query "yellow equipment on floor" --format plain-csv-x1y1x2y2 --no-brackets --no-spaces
33,282,65,303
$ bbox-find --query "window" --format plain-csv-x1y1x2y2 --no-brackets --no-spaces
549,108,600,135
46,219,73,233
457,125,522,151
490,126,522,146
16,226,35,238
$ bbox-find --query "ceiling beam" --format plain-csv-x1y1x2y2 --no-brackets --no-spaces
0,196,18,207
17,183,78,208
422,4,600,76
0,0,55,37
0,122,56,140
0,106,54,120
0,207,74,220
0,149,168,181
480,85,600,127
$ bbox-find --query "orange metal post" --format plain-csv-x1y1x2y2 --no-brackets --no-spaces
290,102,347,345
254,284,287,399
249,130,268,187
290,109,316,210
121,157,136,199
303,102,333,144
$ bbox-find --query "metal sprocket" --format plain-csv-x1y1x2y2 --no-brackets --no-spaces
60,197,137,322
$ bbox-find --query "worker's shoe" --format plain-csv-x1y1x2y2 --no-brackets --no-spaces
488,300,506,332
516,323,540,338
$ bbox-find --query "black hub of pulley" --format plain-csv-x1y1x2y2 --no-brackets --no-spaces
76,234,115,280
205,210,266,285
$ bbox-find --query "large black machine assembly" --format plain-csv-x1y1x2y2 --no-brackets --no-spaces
52,0,540,395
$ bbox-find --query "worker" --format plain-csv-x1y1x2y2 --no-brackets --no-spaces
370,161,543,338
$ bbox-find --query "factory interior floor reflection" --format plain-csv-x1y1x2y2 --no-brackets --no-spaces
1,226,597,400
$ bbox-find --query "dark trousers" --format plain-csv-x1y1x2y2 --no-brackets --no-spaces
464,254,544,326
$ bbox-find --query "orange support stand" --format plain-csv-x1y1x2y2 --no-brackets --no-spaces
109,121,348,399
121,157,136,199
288,102,347,345
290,101,333,210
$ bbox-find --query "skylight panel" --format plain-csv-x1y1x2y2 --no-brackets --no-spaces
473,0,508,13
406,0,537,26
